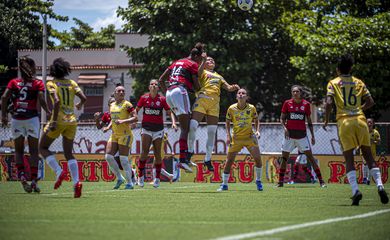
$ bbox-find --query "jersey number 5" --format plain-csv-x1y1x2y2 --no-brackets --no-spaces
342,87,357,106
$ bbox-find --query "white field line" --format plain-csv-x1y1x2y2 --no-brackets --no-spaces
213,209,390,240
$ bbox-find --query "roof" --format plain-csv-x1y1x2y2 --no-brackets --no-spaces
35,64,143,70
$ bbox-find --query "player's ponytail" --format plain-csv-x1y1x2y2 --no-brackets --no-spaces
50,58,71,79
190,42,205,57
19,56,36,81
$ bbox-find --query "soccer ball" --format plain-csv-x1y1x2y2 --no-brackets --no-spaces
237,0,253,11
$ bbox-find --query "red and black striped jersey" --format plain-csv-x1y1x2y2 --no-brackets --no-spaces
137,93,170,131
7,78,44,120
281,98,311,139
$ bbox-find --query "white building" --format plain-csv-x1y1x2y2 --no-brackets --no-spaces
18,33,149,120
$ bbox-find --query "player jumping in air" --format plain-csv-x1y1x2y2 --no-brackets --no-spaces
159,43,204,173
324,54,388,205
188,55,240,171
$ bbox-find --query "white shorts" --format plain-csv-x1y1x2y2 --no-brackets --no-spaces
281,137,311,153
141,128,164,141
11,117,40,139
166,85,191,116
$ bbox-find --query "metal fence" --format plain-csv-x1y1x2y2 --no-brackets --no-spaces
1,122,389,155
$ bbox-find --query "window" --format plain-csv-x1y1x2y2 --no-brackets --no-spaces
84,87,103,96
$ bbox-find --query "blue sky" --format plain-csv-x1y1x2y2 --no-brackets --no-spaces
49,0,128,32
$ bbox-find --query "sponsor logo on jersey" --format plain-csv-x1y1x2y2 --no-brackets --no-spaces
145,108,161,115
290,113,304,120
300,106,305,111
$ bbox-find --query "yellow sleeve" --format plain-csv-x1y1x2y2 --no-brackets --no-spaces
46,81,56,93
360,81,371,98
226,107,232,120
71,80,81,93
326,81,335,96
252,106,258,118
374,130,380,141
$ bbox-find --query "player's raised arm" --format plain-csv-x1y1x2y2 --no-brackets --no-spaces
158,68,170,93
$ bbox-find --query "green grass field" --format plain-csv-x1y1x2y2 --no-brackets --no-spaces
1,181,389,240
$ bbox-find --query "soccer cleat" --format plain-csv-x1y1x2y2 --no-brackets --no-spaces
256,180,263,191
74,182,82,198
204,161,214,172
362,178,368,185
20,175,32,193
153,178,160,188
378,186,389,204
320,181,327,188
276,182,284,188
113,178,125,189
366,180,370,185
351,190,363,206
287,180,295,185
189,161,197,167
311,178,317,184
167,174,174,183
54,171,66,190
124,183,134,190
178,160,193,173
217,184,228,192
138,176,145,188
31,181,41,193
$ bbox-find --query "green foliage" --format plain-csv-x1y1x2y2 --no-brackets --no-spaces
117,0,305,121
283,0,390,119
0,0,66,82
53,18,116,49
0,65,8,73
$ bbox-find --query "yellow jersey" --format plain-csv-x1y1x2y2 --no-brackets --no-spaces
46,79,81,125
326,75,371,120
197,70,227,100
110,100,134,135
370,129,380,156
226,103,257,139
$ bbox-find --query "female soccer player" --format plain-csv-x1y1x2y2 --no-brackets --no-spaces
159,43,204,172
136,79,176,188
362,118,381,185
39,58,87,198
1,57,51,193
218,88,263,191
324,54,388,205
277,85,326,188
188,56,240,171
104,86,138,190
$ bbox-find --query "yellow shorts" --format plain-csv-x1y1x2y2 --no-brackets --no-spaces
337,115,370,152
44,123,77,140
192,97,220,117
108,134,133,148
228,135,258,153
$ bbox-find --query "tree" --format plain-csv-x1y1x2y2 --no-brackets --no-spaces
53,18,116,49
0,0,66,84
282,0,390,119
117,0,306,121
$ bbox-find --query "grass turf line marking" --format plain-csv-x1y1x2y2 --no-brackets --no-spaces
212,209,390,240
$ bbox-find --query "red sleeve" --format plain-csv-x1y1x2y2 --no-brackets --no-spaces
305,102,311,116
36,80,45,91
281,101,288,114
6,79,16,90
161,97,170,110
137,96,144,108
